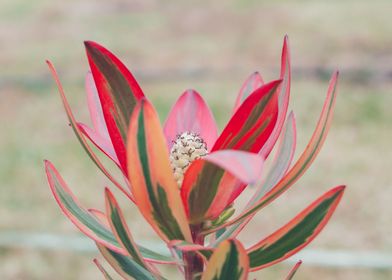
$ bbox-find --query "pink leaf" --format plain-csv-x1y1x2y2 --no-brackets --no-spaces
164,89,218,151
181,150,263,223
259,35,291,158
78,123,120,166
86,72,111,139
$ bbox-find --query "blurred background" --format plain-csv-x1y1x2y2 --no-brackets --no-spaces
0,0,391,279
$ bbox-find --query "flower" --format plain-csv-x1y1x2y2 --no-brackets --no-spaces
45,36,345,279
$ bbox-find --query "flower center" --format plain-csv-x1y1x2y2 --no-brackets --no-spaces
169,132,207,187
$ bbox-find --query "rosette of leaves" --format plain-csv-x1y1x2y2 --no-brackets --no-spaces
45,36,344,280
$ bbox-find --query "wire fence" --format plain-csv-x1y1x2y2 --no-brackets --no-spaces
0,231,391,270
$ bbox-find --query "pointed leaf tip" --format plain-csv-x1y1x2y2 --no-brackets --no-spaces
285,260,302,280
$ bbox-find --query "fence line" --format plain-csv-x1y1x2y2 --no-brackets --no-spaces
0,231,391,269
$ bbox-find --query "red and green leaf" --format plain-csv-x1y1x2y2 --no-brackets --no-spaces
164,89,218,151
285,260,302,280
45,160,124,253
105,188,151,270
201,239,249,280
212,79,281,153
233,72,264,113
97,243,156,280
45,160,173,264
46,61,133,201
85,41,145,174
127,99,192,242
181,150,263,224
247,186,345,270
209,71,339,232
181,80,281,224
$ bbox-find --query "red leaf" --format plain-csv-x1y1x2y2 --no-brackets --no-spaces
212,79,281,153
85,41,145,175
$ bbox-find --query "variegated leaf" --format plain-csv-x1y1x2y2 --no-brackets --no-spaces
97,243,156,280
201,239,249,280
212,79,281,153
212,112,296,243
105,188,151,270
85,41,145,174
127,99,192,242
181,150,263,224
247,186,345,270
45,160,173,264
207,71,339,233
46,61,132,201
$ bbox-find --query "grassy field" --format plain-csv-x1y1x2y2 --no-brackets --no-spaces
1,0,392,279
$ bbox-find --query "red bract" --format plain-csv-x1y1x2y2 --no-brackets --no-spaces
45,36,345,280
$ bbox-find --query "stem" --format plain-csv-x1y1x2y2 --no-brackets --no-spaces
184,224,204,280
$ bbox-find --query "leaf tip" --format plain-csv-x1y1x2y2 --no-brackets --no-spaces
184,88,200,97
44,159,53,170
84,41,106,58
104,187,115,203
334,185,346,196
84,40,97,49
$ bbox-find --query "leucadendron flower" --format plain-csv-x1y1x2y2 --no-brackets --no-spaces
45,36,345,280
